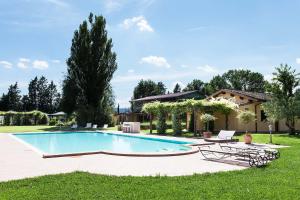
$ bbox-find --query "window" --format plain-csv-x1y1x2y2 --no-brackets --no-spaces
245,107,249,111
261,110,267,121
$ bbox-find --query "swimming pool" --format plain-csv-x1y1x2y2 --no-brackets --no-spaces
13,132,197,157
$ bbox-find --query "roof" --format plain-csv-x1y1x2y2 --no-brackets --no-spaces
209,89,271,102
48,111,66,116
131,90,200,102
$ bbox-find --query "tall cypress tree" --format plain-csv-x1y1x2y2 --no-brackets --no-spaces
6,82,22,111
65,13,117,125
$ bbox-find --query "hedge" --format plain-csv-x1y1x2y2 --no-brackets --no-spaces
0,110,49,126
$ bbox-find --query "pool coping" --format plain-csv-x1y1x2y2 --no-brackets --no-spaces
9,131,213,158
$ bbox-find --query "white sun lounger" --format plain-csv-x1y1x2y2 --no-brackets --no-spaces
92,124,98,129
71,124,78,129
103,124,108,129
85,123,92,129
204,130,238,143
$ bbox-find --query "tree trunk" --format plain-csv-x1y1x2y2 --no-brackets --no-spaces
286,118,295,135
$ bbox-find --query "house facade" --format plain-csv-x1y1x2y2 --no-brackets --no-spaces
199,89,300,133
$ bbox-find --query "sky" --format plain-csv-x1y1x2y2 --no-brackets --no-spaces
0,0,300,107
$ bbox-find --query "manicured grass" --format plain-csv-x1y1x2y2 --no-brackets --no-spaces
0,134,299,199
0,125,119,133
0,125,62,133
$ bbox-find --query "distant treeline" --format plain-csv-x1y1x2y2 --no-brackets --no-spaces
0,76,60,114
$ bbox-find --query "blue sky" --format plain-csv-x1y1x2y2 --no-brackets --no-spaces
0,0,300,107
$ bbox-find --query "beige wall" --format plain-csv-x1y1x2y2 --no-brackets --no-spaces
200,91,300,133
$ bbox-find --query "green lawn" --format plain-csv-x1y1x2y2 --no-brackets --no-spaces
0,127,299,199
0,125,62,133
0,126,115,133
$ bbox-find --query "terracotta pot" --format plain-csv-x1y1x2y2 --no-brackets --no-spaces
203,131,212,138
244,133,252,144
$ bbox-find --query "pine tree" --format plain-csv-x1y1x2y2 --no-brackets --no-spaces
173,83,181,93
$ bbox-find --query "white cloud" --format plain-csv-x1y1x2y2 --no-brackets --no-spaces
128,69,135,73
0,61,13,69
140,56,170,68
121,16,154,32
17,62,28,69
296,58,300,64
197,65,218,74
19,58,30,62
33,60,49,70
45,0,69,7
264,74,273,82
51,59,61,64
17,58,30,69
104,0,123,13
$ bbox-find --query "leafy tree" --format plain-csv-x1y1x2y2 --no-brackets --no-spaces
21,95,31,111
263,64,300,135
209,75,230,92
28,77,39,110
27,76,60,113
183,79,212,96
173,83,181,93
200,113,216,131
156,81,166,95
6,82,22,111
237,111,256,133
36,76,49,112
133,79,166,99
61,77,79,115
65,13,117,125
0,93,9,111
183,79,204,92
46,81,61,113
223,69,265,92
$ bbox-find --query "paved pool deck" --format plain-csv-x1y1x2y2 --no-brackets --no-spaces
0,132,284,182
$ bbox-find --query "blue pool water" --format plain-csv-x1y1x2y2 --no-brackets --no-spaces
13,132,193,155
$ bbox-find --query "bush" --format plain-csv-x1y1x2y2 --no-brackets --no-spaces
0,110,49,126
49,118,57,126
172,112,182,135
39,114,49,125
200,113,216,131
156,112,167,134
56,121,65,126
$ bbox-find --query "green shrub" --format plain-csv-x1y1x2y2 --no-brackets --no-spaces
39,114,49,125
4,115,11,125
55,121,65,126
49,118,57,126
172,111,182,135
156,112,167,134
0,110,49,126
200,113,216,131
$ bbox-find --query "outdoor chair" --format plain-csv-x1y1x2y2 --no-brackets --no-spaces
85,123,92,129
204,130,238,143
92,124,98,129
103,124,108,129
71,124,78,129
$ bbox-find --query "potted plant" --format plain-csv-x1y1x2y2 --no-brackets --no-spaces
200,113,216,138
237,111,256,144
